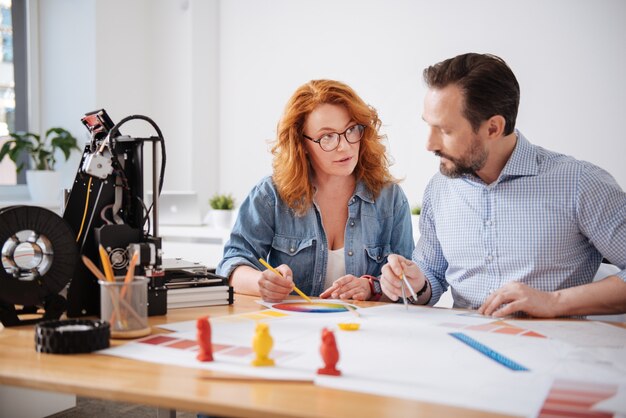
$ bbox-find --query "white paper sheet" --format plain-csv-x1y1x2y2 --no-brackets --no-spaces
100,302,626,417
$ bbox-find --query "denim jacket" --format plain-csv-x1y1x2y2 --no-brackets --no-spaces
217,176,414,296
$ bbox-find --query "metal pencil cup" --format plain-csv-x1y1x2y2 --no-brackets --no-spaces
99,277,151,339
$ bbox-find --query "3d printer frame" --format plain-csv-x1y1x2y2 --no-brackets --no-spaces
63,109,167,317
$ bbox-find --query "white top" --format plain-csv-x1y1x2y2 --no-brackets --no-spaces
323,248,346,290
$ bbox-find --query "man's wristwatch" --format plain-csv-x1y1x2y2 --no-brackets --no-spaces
411,279,429,303
363,275,382,301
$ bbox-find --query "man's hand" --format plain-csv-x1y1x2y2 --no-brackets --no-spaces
320,275,370,300
380,254,426,302
258,264,294,302
478,282,560,318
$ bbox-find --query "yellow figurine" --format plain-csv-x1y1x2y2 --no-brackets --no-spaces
251,322,275,367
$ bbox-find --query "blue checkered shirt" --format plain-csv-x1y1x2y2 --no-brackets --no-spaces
415,131,626,309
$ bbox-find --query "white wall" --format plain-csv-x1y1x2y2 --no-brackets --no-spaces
35,0,219,209
36,0,96,185
34,0,625,213
218,0,626,207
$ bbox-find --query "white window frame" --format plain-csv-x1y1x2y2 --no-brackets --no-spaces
0,0,38,200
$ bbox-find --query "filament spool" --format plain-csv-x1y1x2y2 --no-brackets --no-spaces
0,205,78,326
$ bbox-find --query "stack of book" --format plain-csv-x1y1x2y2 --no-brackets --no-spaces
166,283,233,309
162,258,234,309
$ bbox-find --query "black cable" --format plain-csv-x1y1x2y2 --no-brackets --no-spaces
104,115,166,235
106,115,167,197
136,195,151,235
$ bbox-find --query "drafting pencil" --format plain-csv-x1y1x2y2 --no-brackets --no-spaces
258,258,313,303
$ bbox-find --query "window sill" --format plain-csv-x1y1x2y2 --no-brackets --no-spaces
0,186,62,214
0,185,29,199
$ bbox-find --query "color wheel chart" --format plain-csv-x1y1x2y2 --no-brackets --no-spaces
271,301,357,314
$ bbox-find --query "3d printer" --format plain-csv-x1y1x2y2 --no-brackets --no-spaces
63,109,168,317
0,109,231,327
0,110,156,325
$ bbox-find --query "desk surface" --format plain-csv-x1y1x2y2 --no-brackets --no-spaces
0,296,514,418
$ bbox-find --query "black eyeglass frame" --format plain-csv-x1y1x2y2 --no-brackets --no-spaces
303,124,365,152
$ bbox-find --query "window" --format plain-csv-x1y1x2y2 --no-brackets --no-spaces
0,0,27,186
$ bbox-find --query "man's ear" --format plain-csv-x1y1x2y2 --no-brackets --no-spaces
485,115,506,138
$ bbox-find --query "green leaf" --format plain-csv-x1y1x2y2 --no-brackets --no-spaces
209,193,235,210
0,126,80,172
0,141,12,162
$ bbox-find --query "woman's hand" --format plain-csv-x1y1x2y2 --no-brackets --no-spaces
320,275,370,300
258,264,295,302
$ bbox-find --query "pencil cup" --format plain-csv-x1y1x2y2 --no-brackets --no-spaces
99,277,151,339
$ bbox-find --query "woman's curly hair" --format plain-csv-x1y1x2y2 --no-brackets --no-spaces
271,79,396,215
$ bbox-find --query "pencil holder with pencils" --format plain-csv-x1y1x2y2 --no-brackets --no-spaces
99,277,151,339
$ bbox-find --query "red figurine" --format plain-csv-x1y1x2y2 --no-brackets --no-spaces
317,328,341,376
196,316,213,362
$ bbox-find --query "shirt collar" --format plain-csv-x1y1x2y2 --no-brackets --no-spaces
353,180,375,203
312,179,375,203
460,129,538,186
499,130,539,178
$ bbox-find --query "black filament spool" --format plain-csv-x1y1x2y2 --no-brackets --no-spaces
0,205,78,326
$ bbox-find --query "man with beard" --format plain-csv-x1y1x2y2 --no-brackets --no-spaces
380,53,626,318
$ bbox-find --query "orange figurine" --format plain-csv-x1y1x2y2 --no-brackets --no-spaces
317,328,341,376
196,316,213,362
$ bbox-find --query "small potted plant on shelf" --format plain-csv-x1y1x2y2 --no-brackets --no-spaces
411,204,421,239
207,193,236,229
0,127,81,202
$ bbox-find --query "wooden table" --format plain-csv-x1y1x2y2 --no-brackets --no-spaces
0,296,517,418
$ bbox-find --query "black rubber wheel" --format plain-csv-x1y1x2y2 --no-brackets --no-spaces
35,319,110,354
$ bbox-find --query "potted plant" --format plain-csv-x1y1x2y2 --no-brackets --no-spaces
0,127,81,202
207,193,236,229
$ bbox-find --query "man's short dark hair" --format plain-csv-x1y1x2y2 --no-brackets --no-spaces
423,53,520,135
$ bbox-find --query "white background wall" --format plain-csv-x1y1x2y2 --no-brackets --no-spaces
32,0,625,213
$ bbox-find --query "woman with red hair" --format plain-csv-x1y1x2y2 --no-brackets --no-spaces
217,80,413,302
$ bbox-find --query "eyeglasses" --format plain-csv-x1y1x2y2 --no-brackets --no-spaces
303,124,365,152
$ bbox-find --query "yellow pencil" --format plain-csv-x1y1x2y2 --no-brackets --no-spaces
98,244,115,282
258,258,312,303
120,251,139,299
92,250,123,327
